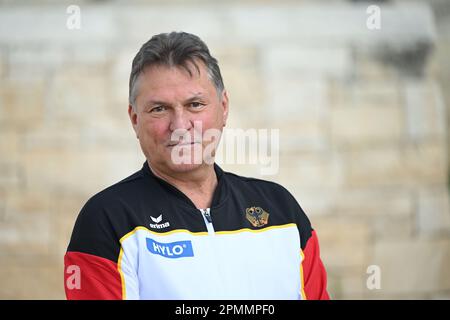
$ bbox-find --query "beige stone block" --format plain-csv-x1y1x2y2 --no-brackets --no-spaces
282,187,336,217
22,150,86,193
57,215,77,255
339,271,369,300
278,153,344,189
430,40,450,81
274,118,329,152
50,191,89,256
21,118,136,153
0,49,5,78
417,187,450,236
320,266,368,300
344,142,447,187
329,81,402,110
46,66,109,125
219,119,328,168
111,49,136,86
215,127,282,178
312,217,371,270
0,252,60,268
332,188,413,217
0,189,5,220
344,147,406,187
373,214,414,241
0,130,19,157
353,52,397,82
102,149,146,183
0,160,22,189
404,80,446,141
225,82,266,128
262,45,351,80
352,83,402,107
0,79,45,129
118,7,226,43
8,45,65,80
21,124,82,152
324,272,340,300
70,45,112,66
21,148,143,195
110,49,136,122
373,239,450,295
217,46,265,123
230,3,434,45
0,255,64,299
328,187,415,239
330,105,404,146
0,191,52,255
266,76,328,122
406,142,448,186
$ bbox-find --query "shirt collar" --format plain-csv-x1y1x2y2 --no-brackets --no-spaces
141,161,229,210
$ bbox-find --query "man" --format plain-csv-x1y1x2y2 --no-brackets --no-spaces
64,32,329,300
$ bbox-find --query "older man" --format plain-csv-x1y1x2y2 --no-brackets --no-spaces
64,32,329,300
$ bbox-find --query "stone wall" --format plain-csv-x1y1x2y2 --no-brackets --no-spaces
0,0,449,299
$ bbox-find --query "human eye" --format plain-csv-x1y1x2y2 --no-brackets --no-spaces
149,105,166,113
189,102,205,109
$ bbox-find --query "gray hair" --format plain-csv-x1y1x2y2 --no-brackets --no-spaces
129,32,225,108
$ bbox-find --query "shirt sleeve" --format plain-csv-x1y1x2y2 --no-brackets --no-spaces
274,183,330,300
64,196,139,300
64,251,123,299
301,229,330,300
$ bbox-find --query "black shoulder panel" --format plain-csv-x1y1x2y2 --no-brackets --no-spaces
66,170,145,262
223,173,313,249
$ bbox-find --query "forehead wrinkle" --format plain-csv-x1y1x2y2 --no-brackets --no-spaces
136,62,214,108
143,91,205,108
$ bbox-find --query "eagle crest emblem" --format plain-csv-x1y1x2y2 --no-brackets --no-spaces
245,206,269,227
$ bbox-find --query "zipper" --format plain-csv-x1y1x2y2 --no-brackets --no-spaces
199,208,224,296
199,208,215,236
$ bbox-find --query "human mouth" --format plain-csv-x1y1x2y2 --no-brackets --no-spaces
167,141,200,148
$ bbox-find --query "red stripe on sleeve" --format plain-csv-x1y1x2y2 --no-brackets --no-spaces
302,230,330,300
64,251,123,300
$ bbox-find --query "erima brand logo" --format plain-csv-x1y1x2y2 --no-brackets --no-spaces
149,214,170,229
151,215,162,223
146,238,194,259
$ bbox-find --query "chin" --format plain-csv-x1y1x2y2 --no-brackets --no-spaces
167,162,205,173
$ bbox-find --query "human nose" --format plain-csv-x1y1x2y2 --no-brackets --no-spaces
169,107,193,132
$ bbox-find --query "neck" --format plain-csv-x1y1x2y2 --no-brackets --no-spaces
148,161,218,209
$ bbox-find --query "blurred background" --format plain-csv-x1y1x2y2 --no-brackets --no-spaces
0,0,449,299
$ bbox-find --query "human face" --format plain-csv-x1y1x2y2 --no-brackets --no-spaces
128,61,229,176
